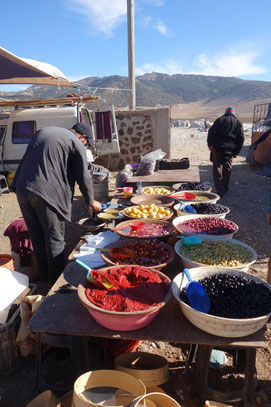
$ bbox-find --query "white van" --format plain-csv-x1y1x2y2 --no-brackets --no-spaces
0,100,120,173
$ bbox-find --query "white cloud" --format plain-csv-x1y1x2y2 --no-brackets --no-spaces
155,19,169,35
136,50,267,77
194,51,266,76
68,0,127,36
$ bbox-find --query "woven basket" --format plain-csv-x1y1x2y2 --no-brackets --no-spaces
11,251,40,282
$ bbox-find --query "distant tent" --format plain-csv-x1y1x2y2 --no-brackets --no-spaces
0,46,72,87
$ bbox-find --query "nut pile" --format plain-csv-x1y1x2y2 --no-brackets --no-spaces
190,203,229,215
143,186,171,195
176,182,210,191
180,273,271,318
178,240,253,267
125,204,172,219
178,218,237,235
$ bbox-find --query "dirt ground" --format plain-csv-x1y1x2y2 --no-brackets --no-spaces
0,128,270,407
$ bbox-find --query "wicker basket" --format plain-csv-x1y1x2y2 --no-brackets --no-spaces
11,251,40,282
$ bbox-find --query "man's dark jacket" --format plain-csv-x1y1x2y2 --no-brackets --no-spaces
207,112,244,161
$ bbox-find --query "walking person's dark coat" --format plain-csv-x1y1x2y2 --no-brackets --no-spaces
207,107,244,196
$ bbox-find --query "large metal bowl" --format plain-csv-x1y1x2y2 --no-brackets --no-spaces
171,267,271,338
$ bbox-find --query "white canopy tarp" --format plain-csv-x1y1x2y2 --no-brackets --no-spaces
0,46,72,87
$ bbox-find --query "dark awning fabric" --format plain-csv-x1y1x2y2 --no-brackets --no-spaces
0,46,72,86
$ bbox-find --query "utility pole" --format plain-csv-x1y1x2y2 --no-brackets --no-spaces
127,0,136,110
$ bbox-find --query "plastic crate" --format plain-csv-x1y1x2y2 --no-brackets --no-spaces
0,284,36,375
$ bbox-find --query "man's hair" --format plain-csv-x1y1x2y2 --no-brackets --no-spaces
72,122,92,145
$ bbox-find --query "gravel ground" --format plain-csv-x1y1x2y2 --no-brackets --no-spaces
0,127,270,406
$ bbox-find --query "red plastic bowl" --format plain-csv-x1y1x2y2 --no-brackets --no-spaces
77,265,171,331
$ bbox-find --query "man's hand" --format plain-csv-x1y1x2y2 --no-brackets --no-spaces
208,145,214,152
88,201,102,218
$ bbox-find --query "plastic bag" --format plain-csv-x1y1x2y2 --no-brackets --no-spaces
135,149,166,176
116,164,133,187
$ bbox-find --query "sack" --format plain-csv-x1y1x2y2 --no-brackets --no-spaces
136,149,166,176
116,164,133,187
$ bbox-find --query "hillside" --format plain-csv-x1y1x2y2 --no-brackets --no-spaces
0,73,270,120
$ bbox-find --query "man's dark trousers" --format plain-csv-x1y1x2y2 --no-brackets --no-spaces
16,189,66,282
211,150,233,197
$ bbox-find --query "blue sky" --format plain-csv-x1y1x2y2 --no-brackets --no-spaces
1,0,271,91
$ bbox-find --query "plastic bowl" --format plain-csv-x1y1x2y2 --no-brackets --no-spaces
99,239,175,270
171,267,271,337
113,219,175,240
173,183,212,192
174,235,257,272
172,215,238,239
77,265,171,331
130,195,175,207
171,191,220,205
173,203,230,219
122,205,173,221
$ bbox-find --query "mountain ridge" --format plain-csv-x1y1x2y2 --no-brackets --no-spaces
1,73,270,120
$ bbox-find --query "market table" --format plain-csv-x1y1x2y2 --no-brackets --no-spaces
126,167,200,186
29,261,269,405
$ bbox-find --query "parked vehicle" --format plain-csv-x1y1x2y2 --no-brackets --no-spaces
0,97,119,173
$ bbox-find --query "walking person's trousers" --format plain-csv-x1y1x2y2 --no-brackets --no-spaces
16,189,66,282
211,151,233,197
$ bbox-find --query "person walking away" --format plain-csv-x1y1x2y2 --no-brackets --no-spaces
207,107,244,197
12,123,101,282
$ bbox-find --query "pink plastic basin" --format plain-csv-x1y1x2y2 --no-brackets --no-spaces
77,265,171,331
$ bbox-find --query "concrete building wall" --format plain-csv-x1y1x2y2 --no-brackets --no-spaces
95,107,170,170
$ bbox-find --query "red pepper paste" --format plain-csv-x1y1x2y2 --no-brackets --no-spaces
86,265,169,312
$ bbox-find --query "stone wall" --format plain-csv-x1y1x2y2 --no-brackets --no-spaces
95,108,170,171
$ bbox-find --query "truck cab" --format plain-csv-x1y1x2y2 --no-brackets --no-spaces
0,99,120,173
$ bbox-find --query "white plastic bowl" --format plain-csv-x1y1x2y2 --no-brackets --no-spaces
173,203,230,219
172,215,238,239
171,267,271,338
174,235,257,272
171,190,220,205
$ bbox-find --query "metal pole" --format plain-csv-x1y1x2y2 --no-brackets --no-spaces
127,0,136,110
